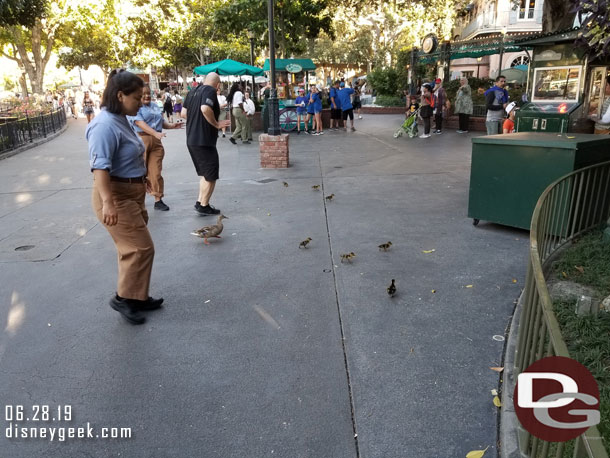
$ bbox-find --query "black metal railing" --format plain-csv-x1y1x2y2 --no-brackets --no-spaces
0,108,67,155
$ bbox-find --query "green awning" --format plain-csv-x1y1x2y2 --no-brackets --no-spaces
417,37,533,64
193,59,263,76
262,59,316,72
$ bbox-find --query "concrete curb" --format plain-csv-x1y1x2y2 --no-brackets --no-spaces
500,287,527,458
0,122,68,161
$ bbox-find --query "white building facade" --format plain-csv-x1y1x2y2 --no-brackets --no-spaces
450,0,544,79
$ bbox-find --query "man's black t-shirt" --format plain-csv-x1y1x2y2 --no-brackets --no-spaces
184,84,220,147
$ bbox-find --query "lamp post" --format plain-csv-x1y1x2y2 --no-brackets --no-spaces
267,0,280,136
247,29,256,100
204,47,211,65
498,27,507,78
476,57,482,78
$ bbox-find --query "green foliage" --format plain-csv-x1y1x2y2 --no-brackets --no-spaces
367,67,399,96
575,0,610,59
0,0,47,27
374,94,404,106
2,76,17,92
553,230,610,296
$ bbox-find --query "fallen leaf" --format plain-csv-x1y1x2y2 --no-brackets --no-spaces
466,446,489,458
567,135,576,139
489,366,504,373
422,249,436,254
267,213,271,216
491,389,498,396
410,347,414,353
562,271,568,278
575,265,584,274
512,279,517,283
204,300,211,304
493,396,502,407
465,284,473,288
431,289,436,293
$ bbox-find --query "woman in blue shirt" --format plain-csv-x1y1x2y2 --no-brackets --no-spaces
295,88,308,134
313,86,324,135
86,70,163,325
130,85,182,211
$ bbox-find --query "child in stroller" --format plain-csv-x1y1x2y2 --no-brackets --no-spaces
394,96,420,138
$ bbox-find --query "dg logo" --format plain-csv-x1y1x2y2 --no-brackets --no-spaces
514,356,600,442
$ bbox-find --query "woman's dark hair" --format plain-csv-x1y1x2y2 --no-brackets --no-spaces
101,69,144,114
227,82,242,106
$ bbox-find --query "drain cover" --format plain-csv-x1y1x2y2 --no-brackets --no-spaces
14,245,35,251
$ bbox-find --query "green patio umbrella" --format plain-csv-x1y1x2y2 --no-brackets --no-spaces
193,59,263,76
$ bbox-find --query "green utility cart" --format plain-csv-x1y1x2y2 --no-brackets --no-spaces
515,102,581,133
468,133,610,229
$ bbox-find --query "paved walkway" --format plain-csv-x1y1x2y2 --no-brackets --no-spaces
0,116,528,457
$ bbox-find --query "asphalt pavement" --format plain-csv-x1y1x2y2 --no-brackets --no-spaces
0,115,529,458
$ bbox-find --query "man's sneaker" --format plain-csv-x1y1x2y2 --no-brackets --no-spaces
351,127,356,131
229,137,237,145
312,132,319,136
222,133,226,137
318,131,324,135
154,200,170,211
456,130,464,134
434,130,442,135
358,115,363,119
304,130,310,134
243,140,251,144
419,134,431,138
196,204,221,215
109,296,146,325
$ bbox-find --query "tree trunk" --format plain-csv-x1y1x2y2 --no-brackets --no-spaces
542,0,576,33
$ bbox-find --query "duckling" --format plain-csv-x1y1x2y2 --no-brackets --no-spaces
378,241,393,251
387,279,397,297
340,252,356,263
325,193,335,201
299,237,312,249
191,214,228,245
283,181,289,187
311,185,320,191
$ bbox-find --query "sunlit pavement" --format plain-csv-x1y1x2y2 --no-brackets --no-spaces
0,116,528,457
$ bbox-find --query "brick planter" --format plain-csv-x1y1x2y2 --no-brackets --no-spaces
259,133,290,168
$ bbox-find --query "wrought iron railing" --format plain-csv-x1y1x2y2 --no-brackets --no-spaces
0,108,67,155
514,161,610,457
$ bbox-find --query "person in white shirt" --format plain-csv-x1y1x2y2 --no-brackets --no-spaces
243,91,256,142
228,82,249,144
217,87,228,137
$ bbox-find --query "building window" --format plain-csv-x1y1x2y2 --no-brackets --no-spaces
462,71,474,78
519,0,536,19
511,56,530,67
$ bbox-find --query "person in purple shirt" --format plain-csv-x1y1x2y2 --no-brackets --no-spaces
86,70,164,325
128,85,183,211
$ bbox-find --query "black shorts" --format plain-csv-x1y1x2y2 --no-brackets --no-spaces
331,108,342,120
342,109,354,121
187,145,219,181
352,100,361,109
164,104,173,117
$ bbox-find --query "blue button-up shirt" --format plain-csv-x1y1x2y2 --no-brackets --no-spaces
129,102,163,133
86,108,146,178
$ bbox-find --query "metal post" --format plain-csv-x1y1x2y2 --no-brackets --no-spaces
409,48,417,95
249,37,256,100
267,0,281,136
25,113,32,142
40,113,46,138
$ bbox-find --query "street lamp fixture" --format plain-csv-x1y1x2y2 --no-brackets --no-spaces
476,56,482,78
498,28,507,77
267,0,281,136
204,47,211,65
247,29,256,99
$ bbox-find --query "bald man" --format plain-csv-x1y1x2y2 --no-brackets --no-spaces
182,72,231,215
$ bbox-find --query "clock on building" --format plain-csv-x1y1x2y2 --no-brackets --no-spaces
422,34,438,54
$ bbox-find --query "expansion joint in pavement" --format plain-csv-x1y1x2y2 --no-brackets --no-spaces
318,152,361,458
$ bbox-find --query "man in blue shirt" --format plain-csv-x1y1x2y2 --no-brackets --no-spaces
338,84,355,131
329,81,342,130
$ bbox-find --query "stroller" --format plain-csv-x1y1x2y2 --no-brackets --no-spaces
394,107,419,138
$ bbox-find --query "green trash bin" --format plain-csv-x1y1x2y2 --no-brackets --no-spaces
515,102,581,133
468,133,610,229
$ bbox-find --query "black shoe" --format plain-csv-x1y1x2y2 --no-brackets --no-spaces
196,204,221,215
248,138,253,141
130,296,164,311
222,133,226,138
297,131,301,135
229,137,237,145
109,296,146,325
154,200,170,211
242,140,251,144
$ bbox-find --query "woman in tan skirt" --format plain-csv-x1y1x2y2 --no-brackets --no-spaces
130,85,183,211
86,70,163,325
